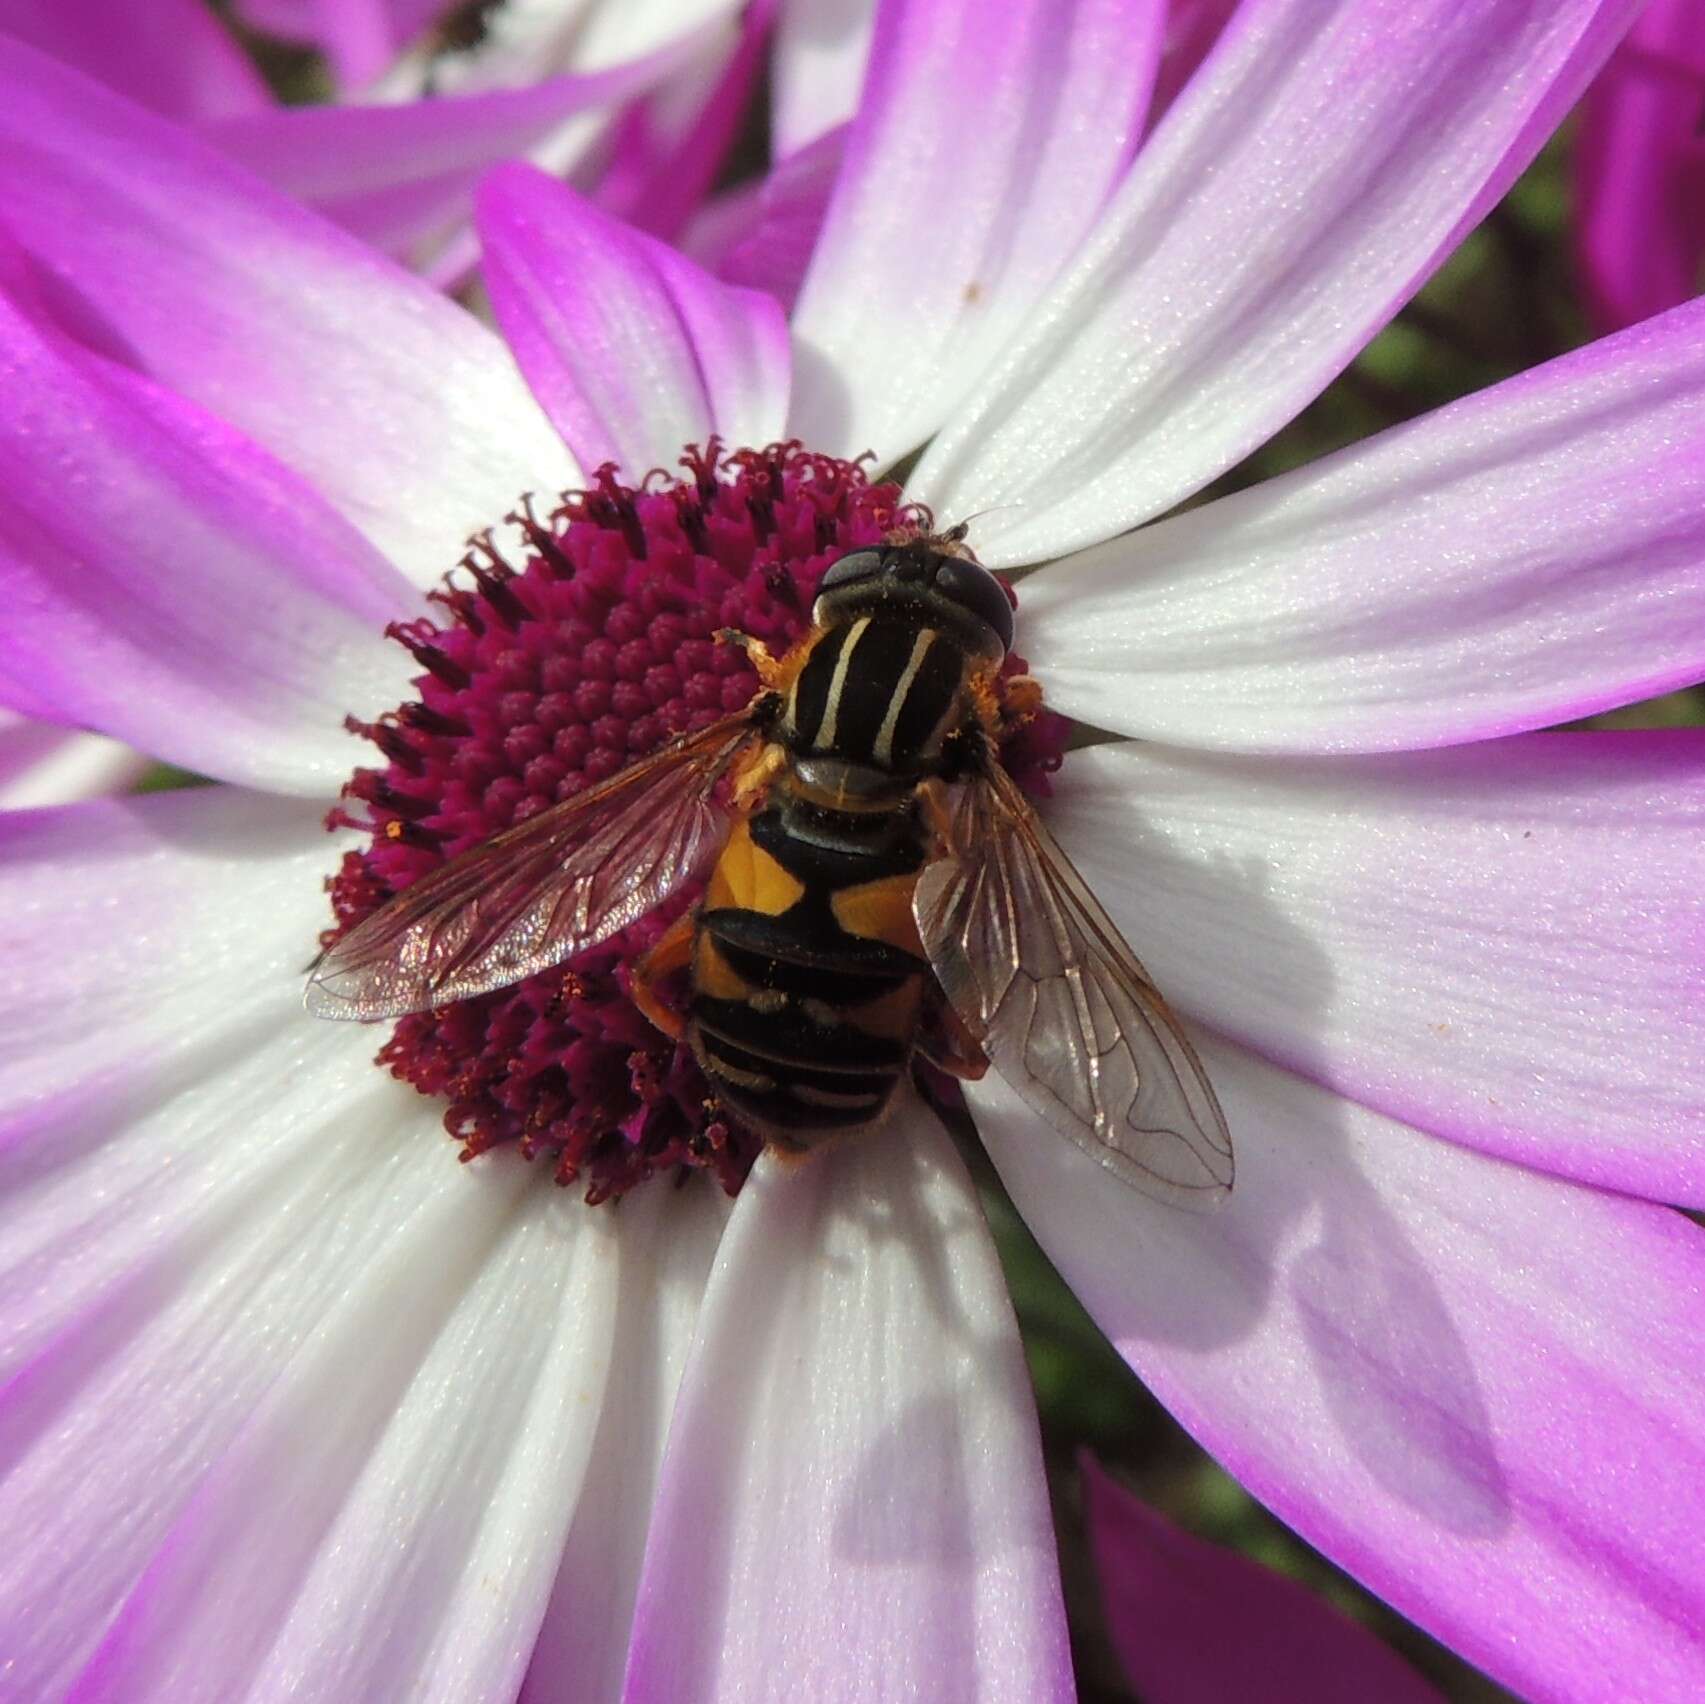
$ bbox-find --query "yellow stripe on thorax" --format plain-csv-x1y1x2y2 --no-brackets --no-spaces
813,615,870,752
872,628,938,767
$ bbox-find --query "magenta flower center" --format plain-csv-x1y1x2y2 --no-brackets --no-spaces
324,442,1068,1202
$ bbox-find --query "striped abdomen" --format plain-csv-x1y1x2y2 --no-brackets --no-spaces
688,792,931,1144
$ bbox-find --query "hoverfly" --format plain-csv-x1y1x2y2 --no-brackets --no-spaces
306,532,1233,1209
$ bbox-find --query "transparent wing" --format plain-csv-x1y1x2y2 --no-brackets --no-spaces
306,710,760,1020
914,762,1233,1211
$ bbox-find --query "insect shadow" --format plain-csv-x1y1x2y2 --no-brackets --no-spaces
829,802,1512,1571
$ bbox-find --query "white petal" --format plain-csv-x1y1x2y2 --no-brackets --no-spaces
912,0,1634,565
0,789,466,1693
0,788,339,1134
770,0,878,157
788,0,1160,467
74,1158,619,1704
477,164,791,477
973,1043,1705,1704
0,38,574,591
520,1178,733,1704
622,1102,1073,1703
381,0,739,94
1046,736,1705,1202
0,712,145,807
0,1045,487,1698
1017,300,1705,749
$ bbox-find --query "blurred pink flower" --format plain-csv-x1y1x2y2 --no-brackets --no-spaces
1081,1454,1442,1704
2,2,1704,1701
1574,0,1705,332
6,0,785,279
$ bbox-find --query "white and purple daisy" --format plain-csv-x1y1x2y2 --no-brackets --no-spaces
1,1,1703,1699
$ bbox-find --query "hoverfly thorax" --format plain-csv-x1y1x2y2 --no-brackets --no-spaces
785,537,1014,794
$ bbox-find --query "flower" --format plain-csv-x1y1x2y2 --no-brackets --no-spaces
12,0,777,281
3,3,1705,1702
1574,0,1705,333
233,0,751,101
314,439,1071,1203
1081,1454,1443,1703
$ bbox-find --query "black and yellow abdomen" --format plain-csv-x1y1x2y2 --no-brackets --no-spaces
688,790,932,1144
680,570,1011,1145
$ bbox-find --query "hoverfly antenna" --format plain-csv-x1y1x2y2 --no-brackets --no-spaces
938,503,1026,554
953,503,1025,528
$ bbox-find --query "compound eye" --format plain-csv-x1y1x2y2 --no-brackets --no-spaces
932,556,1015,651
817,549,885,592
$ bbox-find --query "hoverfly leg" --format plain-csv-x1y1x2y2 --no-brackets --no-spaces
629,911,696,1042
915,777,963,857
714,628,787,690
729,739,788,806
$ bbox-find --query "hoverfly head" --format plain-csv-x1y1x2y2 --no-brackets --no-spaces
812,529,1013,656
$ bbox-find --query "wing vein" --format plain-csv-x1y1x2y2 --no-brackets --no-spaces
913,762,1233,1212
